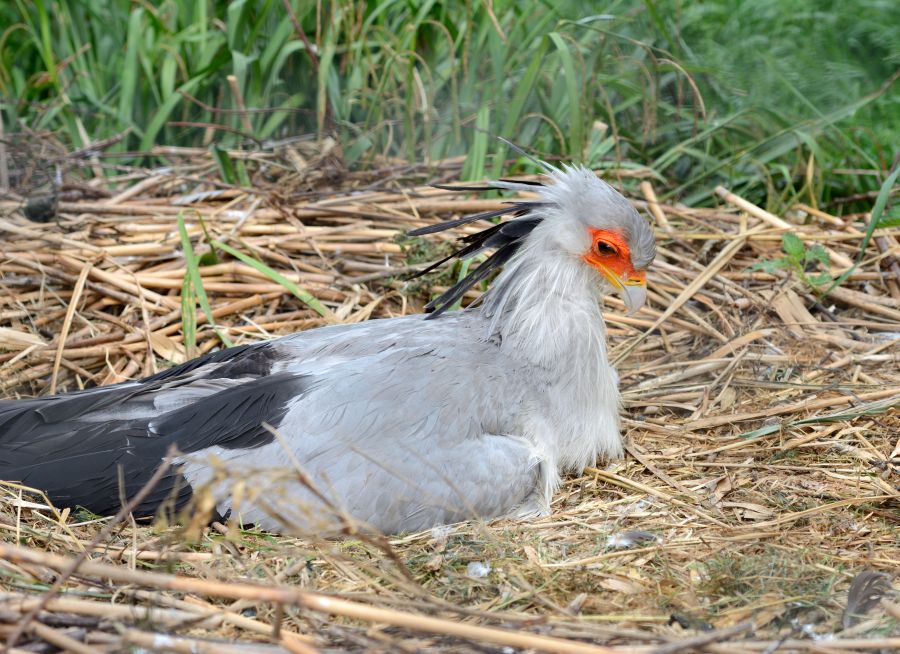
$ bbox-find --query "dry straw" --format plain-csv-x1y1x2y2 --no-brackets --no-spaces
0,136,897,652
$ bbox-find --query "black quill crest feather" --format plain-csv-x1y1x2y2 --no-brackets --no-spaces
409,180,548,318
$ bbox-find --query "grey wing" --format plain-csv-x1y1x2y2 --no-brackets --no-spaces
180,314,547,534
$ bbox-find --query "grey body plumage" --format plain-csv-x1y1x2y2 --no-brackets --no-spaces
0,162,655,534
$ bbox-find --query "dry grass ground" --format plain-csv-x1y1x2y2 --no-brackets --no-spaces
0,136,898,653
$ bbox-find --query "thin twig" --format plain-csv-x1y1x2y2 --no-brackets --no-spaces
4,452,174,651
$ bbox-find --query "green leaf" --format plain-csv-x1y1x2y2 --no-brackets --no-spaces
740,396,900,439
117,7,143,127
139,77,203,152
750,258,789,274
316,37,336,135
462,105,490,181
447,258,472,313
491,36,548,177
196,215,219,265
781,232,806,261
642,0,677,53
809,272,832,286
181,274,197,359
235,159,251,188
548,31,582,157
805,243,830,266
225,0,249,51
210,240,332,318
197,252,219,266
866,167,900,231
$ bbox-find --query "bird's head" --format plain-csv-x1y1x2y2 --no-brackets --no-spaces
409,158,656,318
528,165,656,315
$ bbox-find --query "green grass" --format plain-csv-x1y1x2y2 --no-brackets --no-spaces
1,0,897,210
210,239,332,318
177,213,233,349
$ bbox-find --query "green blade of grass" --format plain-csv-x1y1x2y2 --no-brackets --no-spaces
491,36,548,178
739,395,900,439
548,31,582,158
235,159,251,188
641,0,676,53
210,239,332,318
462,105,489,181
177,214,234,348
32,0,57,88
821,165,900,297
139,77,204,153
447,258,472,313
877,209,900,228
181,273,197,359
210,144,237,185
316,36,336,135
117,6,142,128
196,214,220,266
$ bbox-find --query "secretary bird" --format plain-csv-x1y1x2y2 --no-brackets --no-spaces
0,158,655,534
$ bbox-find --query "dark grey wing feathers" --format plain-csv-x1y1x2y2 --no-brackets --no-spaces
142,339,281,383
150,372,309,451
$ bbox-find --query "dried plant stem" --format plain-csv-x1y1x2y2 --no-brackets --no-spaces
4,455,173,650
0,542,629,654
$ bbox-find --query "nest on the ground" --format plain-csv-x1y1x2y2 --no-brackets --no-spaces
0,135,898,653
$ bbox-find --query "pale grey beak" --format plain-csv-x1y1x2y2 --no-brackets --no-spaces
597,263,648,316
620,283,647,316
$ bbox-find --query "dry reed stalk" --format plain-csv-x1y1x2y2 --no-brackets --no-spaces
640,181,674,234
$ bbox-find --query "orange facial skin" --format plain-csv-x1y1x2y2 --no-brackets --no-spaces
581,228,645,286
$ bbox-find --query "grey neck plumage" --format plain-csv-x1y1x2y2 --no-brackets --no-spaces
477,231,622,474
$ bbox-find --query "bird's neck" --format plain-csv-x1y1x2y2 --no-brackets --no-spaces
480,242,623,471
481,242,608,363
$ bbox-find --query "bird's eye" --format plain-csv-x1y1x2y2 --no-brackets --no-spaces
595,241,618,256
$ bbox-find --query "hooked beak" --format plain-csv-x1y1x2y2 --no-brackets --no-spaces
598,267,647,315
620,280,647,315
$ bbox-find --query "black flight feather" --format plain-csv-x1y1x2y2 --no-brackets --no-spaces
408,201,545,277
425,241,520,318
408,179,547,319
498,178,545,187
406,204,524,236
430,183,495,192
431,178,545,192
411,210,544,318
